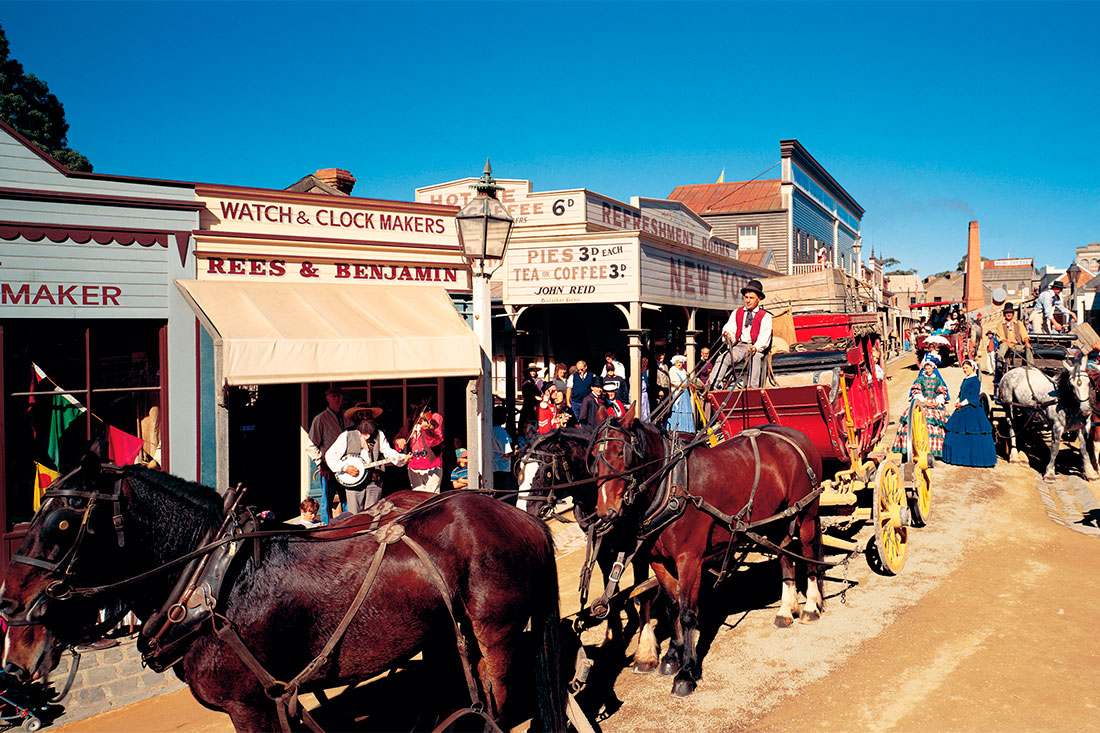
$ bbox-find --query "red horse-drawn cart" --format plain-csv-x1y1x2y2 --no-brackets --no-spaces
707,312,933,574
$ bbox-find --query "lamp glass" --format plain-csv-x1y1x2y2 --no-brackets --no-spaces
456,194,515,262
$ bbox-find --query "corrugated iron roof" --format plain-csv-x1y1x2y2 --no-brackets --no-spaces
668,179,783,215
737,249,776,271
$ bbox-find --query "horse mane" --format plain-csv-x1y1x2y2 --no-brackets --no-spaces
122,465,223,526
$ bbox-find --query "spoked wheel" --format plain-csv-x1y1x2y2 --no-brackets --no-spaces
871,461,908,575
980,391,993,424
906,400,932,527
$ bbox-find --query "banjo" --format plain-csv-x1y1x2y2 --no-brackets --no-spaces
335,455,395,488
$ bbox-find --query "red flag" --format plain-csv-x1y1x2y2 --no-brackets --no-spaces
107,426,145,465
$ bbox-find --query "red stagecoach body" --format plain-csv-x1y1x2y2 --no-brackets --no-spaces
708,312,889,465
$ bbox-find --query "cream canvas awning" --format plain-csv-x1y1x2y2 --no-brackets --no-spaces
175,280,480,385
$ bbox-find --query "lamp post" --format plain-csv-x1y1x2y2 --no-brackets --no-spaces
1067,262,1082,325
455,159,514,492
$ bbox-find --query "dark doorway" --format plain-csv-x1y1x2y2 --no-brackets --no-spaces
228,383,301,519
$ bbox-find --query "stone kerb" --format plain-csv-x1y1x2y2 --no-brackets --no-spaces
51,636,185,727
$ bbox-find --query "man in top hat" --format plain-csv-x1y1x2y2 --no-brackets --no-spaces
577,375,604,428
305,385,346,524
519,363,543,440
602,377,626,418
1031,280,1074,334
710,279,773,389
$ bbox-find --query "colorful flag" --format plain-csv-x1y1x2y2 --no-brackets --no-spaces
32,363,86,471
107,426,145,465
716,167,725,184
33,462,60,511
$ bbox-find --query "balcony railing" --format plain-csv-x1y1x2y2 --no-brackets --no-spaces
791,263,827,275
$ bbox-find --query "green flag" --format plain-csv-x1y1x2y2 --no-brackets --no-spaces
33,363,86,471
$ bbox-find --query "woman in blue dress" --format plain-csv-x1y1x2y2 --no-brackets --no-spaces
942,359,997,467
667,354,695,434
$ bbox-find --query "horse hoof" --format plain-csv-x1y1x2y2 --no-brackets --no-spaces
671,677,697,697
800,609,821,624
658,659,680,676
1044,473,1056,482
633,660,657,674
774,614,794,628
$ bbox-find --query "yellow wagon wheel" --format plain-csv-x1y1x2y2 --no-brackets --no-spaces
906,401,933,527
872,461,907,575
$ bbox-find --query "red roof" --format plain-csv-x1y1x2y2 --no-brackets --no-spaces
737,249,775,270
668,179,783,215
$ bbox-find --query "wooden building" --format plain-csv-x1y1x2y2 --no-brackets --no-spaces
668,140,864,278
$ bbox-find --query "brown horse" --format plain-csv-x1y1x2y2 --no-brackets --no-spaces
590,405,824,697
0,455,566,731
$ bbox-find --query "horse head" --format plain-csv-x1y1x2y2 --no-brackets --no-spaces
516,427,594,520
1061,354,1093,416
589,403,651,521
0,452,128,684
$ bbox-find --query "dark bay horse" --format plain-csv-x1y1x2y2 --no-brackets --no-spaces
590,405,824,697
0,457,565,731
516,428,657,671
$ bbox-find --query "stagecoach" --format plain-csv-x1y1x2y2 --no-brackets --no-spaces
706,311,933,574
910,301,972,367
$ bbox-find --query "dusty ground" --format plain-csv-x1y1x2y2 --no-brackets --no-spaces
55,354,1100,732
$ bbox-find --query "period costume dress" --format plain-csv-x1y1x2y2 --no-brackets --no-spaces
667,359,695,434
892,357,948,458
942,374,997,467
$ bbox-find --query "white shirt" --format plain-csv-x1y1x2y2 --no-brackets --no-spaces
722,307,772,350
601,360,626,379
1033,289,1072,319
325,429,403,477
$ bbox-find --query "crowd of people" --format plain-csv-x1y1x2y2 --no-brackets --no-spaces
293,279,782,525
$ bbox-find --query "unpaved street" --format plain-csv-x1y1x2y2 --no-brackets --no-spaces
57,354,1100,732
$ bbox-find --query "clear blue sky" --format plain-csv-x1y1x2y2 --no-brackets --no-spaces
3,1,1098,277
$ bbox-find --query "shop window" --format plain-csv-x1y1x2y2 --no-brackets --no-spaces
2,320,165,529
738,225,759,250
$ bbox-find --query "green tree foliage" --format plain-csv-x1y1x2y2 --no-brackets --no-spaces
886,268,916,276
0,24,91,172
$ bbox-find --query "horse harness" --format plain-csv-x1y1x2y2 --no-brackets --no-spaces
583,423,825,619
8,469,502,733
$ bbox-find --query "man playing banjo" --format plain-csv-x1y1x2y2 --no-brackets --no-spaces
325,406,407,514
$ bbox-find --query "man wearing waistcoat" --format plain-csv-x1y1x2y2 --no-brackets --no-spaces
325,413,407,513
711,279,772,389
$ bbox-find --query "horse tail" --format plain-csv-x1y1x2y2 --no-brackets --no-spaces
531,524,567,732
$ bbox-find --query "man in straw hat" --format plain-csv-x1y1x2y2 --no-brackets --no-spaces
305,385,346,524
710,279,773,389
325,405,406,513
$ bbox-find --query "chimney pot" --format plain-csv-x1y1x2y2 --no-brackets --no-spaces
315,168,356,195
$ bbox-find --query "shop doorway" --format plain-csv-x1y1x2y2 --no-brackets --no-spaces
228,383,301,520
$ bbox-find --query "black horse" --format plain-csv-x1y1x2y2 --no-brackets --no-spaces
0,454,566,731
515,428,659,671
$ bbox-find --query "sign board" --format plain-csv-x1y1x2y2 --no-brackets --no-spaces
0,238,169,318
503,235,637,305
195,254,467,290
639,242,753,309
415,179,585,227
199,192,457,248
988,258,1033,268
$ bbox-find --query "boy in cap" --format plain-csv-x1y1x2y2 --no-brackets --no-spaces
711,279,773,388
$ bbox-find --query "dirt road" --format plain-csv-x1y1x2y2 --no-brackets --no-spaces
56,354,1100,731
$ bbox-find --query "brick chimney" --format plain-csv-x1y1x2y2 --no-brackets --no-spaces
314,168,356,195
963,221,984,312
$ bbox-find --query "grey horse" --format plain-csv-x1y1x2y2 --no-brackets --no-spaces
996,357,1097,481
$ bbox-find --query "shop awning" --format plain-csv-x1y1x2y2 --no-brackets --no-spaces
175,280,480,385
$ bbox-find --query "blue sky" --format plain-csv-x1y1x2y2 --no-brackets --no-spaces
2,1,1097,277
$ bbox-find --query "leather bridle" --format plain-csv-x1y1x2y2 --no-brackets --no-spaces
589,419,642,508
4,463,127,626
